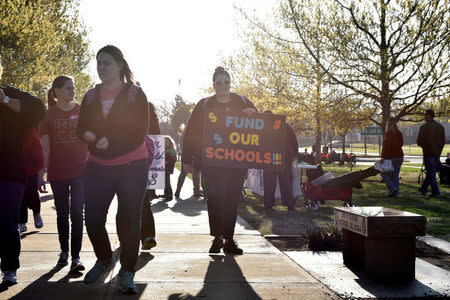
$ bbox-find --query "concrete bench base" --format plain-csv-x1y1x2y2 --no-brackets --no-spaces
343,229,415,281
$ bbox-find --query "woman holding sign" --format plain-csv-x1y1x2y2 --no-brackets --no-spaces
182,66,257,255
76,45,148,294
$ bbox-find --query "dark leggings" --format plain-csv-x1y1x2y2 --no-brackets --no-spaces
140,191,155,242
84,159,148,272
19,174,41,224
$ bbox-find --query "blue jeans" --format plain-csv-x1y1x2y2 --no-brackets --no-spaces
420,156,440,196
0,181,25,272
50,176,84,259
84,159,148,272
381,157,403,194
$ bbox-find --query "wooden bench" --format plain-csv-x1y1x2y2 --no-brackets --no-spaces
334,206,427,281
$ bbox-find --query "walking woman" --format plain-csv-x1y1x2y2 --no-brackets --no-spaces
38,76,88,271
182,67,257,254
0,57,45,285
77,45,149,294
380,117,404,197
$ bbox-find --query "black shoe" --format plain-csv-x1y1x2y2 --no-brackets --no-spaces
57,251,69,266
209,237,224,253
70,258,85,272
193,190,203,197
418,188,427,196
388,189,397,198
164,194,173,201
223,239,243,255
174,190,180,198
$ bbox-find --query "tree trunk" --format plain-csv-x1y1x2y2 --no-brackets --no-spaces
342,134,346,155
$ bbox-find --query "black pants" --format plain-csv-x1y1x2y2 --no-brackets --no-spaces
263,168,294,209
164,172,172,196
140,191,155,242
202,167,246,240
19,174,41,224
175,164,201,193
84,159,147,272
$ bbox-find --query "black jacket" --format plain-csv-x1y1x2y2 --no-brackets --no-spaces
76,83,149,159
0,86,45,183
417,120,446,158
181,93,256,170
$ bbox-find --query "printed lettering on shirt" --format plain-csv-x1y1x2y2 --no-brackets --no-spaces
55,117,79,144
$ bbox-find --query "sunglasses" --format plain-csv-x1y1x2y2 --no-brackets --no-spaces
214,80,231,86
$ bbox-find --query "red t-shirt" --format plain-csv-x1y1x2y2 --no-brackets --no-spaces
39,104,88,181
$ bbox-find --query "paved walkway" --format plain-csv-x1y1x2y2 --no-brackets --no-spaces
2,169,339,300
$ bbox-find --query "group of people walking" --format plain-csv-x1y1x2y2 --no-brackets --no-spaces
0,43,446,296
0,47,256,295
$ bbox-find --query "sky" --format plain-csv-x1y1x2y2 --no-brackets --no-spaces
79,0,266,107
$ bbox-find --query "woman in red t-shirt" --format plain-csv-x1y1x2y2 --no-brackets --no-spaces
38,76,88,272
380,117,404,197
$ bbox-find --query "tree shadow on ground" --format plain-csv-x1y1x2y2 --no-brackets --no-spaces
168,254,262,300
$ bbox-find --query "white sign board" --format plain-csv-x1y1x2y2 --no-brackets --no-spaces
245,160,302,198
147,134,165,190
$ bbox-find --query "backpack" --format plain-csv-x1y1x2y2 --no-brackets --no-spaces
22,128,44,175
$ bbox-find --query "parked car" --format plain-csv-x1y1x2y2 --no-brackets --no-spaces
327,141,350,148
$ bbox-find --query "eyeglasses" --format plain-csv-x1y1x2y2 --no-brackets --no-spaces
214,80,231,86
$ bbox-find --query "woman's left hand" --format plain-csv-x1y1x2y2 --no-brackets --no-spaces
96,137,109,150
242,108,257,116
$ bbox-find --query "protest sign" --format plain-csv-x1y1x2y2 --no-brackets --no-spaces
147,134,165,190
203,110,286,171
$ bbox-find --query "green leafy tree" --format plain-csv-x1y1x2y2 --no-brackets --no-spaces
230,1,372,162
0,0,93,102
285,0,450,131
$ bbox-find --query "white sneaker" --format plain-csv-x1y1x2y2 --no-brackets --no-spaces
2,270,17,285
18,223,27,233
33,213,43,228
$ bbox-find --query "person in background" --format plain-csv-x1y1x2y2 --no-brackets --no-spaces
262,110,298,212
380,117,404,198
417,109,446,198
38,75,88,271
0,57,45,285
18,171,43,233
141,102,160,251
174,130,203,198
163,136,177,201
182,66,257,255
76,45,148,294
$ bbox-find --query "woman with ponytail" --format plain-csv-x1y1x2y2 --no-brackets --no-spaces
76,45,149,294
38,75,88,271
380,117,404,197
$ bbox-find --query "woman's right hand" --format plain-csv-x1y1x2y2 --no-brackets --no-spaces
183,163,195,173
83,131,96,143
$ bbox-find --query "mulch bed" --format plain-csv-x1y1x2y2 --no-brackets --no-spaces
266,236,450,272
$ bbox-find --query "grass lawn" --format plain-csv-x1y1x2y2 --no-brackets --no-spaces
238,163,450,241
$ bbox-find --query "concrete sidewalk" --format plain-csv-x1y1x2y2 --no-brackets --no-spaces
1,169,339,300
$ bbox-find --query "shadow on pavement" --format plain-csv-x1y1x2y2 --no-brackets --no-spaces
20,231,39,240
170,196,205,217
167,254,262,300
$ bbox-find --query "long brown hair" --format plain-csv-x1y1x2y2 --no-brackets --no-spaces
47,75,73,107
96,45,134,83
387,117,400,132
